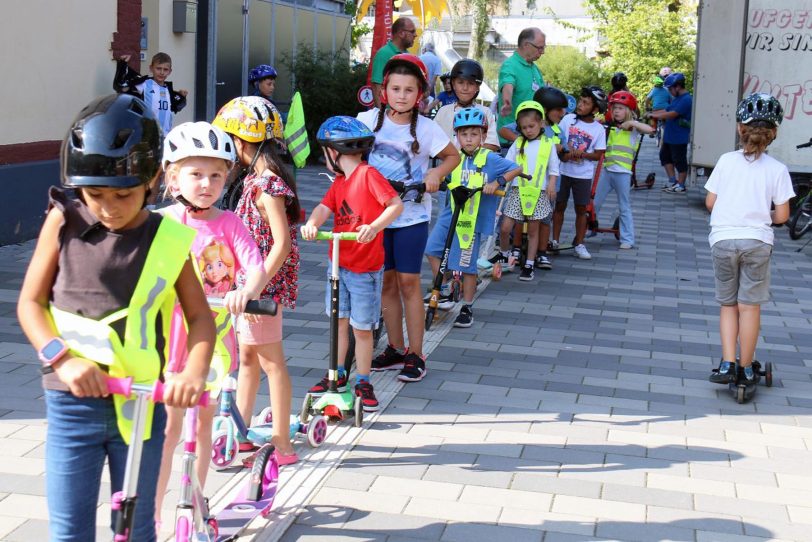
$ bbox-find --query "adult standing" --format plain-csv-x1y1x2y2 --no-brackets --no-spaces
370,18,418,107
497,27,546,144
650,72,692,193
419,42,443,98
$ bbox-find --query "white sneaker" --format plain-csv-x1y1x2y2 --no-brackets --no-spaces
574,244,592,260
619,243,633,249
550,240,560,250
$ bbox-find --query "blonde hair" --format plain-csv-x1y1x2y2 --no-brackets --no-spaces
739,123,777,161
612,104,634,124
162,156,232,199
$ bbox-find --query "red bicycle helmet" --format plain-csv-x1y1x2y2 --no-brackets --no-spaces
382,53,429,107
608,90,638,113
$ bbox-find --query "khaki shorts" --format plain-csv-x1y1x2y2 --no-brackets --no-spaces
711,239,772,306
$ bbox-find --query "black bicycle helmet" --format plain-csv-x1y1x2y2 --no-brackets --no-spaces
449,59,484,85
533,86,569,112
61,94,162,188
736,93,783,127
580,85,608,114
611,72,628,91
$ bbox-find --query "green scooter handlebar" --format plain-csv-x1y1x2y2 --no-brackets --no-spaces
314,231,359,241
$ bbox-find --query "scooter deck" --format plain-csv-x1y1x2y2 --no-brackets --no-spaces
215,475,278,541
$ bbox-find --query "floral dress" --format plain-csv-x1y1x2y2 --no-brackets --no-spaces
235,171,300,309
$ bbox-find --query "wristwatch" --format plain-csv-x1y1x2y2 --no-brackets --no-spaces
38,337,69,375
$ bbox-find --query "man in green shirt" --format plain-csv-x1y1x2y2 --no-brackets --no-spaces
497,27,546,144
371,17,418,107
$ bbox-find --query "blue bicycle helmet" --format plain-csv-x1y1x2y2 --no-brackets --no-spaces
663,72,686,89
736,93,783,126
453,107,486,131
317,116,375,155
248,64,278,84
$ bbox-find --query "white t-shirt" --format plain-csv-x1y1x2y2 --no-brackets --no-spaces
357,109,451,228
505,137,560,189
136,79,174,135
434,103,500,150
705,150,794,247
558,114,607,180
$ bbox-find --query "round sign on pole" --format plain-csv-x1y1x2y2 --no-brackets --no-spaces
358,85,375,107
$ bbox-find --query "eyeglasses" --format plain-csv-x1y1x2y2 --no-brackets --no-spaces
402,29,417,35
526,42,546,52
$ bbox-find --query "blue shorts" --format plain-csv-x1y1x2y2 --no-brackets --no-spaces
325,267,383,330
383,222,429,274
425,210,482,275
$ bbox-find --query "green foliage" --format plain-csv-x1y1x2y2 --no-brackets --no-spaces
581,0,696,96
345,0,372,49
283,46,368,162
535,46,607,96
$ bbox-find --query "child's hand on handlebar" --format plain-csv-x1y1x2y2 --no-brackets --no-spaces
55,357,109,398
355,224,377,243
300,224,318,241
423,170,442,193
222,289,252,315
162,372,205,408
483,181,500,195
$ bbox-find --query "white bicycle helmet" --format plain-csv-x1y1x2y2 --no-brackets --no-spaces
162,121,236,170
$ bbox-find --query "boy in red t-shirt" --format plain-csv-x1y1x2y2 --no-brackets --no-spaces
301,116,403,411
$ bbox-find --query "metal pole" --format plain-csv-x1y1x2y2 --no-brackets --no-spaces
270,0,276,67
241,0,251,97
207,0,218,119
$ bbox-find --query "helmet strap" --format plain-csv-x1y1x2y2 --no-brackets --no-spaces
326,148,344,176
175,194,211,213
248,139,266,173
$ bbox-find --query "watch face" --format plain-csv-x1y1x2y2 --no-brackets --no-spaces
41,339,66,361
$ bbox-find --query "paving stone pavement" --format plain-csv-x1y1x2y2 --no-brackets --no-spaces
2,136,812,541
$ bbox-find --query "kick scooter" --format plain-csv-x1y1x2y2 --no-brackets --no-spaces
583,143,620,241
425,184,507,330
300,231,364,428
715,360,773,404
207,298,328,471
105,377,210,542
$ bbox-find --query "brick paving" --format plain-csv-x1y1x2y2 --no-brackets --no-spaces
1,136,812,541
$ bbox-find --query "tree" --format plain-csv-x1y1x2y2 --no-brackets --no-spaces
535,46,606,95
581,0,697,96
447,0,510,60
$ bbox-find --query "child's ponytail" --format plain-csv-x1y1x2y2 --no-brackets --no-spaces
410,109,420,155
739,123,777,161
373,102,386,133
518,136,527,157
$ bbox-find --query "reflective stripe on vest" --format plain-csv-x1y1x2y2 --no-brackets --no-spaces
514,136,553,216
284,91,311,168
50,217,196,443
448,149,490,250
604,128,635,171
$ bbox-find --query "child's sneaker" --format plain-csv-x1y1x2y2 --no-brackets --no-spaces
355,381,379,412
534,255,552,270
371,345,405,371
308,371,348,395
574,244,592,260
709,360,736,384
519,264,534,281
550,240,560,251
397,352,427,382
671,184,686,193
454,305,473,328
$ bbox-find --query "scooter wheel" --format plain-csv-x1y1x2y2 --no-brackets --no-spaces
425,309,435,331
256,406,273,425
612,217,620,240
645,172,655,188
492,262,502,281
736,385,746,404
300,394,312,424
175,516,191,542
354,396,364,428
451,280,461,302
247,444,275,501
211,429,239,470
206,518,219,539
307,415,328,447
765,362,773,387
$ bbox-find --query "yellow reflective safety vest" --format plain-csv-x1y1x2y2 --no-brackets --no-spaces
514,135,554,216
604,127,635,172
448,148,490,250
284,91,311,168
50,217,196,444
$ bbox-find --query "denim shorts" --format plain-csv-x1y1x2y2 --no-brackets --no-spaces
711,239,772,305
325,267,384,330
425,211,482,275
383,222,429,273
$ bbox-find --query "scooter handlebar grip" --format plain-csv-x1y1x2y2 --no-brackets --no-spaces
244,299,278,316
494,190,506,197
314,231,359,241
151,380,210,407
105,377,134,397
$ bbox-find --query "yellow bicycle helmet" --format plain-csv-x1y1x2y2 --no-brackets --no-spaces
213,96,284,143
515,100,545,120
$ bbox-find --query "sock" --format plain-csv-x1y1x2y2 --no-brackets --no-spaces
338,368,347,378
356,374,370,386
502,249,510,258
525,259,533,267
463,303,473,311
668,176,677,185
388,344,405,354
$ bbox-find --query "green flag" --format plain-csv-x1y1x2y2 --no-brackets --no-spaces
284,91,310,169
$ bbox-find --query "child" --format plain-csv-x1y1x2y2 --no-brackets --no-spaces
592,91,654,250
301,116,403,409
705,93,793,388
531,86,570,270
213,96,301,464
553,86,607,261
16,94,214,542
645,75,671,138
426,72,456,113
249,64,284,117
357,53,460,382
493,101,559,281
433,59,500,152
426,108,521,326
114,52,188,135
153,122,271,524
